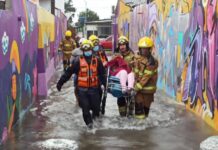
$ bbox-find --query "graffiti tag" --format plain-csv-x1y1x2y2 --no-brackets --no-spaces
30,13,35,32
24,73,31,96
1,32,9,55
20,21,26,43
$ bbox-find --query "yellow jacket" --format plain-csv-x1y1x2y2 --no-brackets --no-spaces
59,38,76,55
133,55,158,94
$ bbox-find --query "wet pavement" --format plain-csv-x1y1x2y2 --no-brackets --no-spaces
1,66,218,150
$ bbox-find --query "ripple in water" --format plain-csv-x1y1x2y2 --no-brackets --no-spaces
34,139,78,150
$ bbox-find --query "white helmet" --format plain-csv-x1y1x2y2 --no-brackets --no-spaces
79,38,86,45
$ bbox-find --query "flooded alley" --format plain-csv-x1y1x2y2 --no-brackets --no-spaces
1,66,217,150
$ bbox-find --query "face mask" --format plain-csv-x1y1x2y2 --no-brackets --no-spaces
93,46,100,52
84,51,92,57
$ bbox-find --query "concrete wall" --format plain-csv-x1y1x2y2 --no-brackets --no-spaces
0,0,66,144
117,0,218,130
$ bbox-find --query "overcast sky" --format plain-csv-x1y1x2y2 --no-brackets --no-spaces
71,0,118,22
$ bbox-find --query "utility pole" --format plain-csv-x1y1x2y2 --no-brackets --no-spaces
83,0,87,38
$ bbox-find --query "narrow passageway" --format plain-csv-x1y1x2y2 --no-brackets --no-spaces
1,66,217,150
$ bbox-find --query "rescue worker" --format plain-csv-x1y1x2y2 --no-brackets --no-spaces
89,35,108,115
71,38,85,60
116,35,135,117
71,38,86,105
89,35,108,66
133,36,158,119
58,30,76,71
56,40,106,129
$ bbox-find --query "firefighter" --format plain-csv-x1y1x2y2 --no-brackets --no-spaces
56,39,106,129
134,36,158,119
58,30,76,71
89,35,108,115
116,35,135,117
89,35,108,66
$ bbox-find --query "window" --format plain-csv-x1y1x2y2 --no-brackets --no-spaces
0,0,5,10
0,0,12,10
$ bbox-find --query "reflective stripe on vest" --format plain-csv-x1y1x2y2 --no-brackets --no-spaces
63,51,73,54
134,68,139,73
143,86,156,91
144,69,157,75
78,57,98,88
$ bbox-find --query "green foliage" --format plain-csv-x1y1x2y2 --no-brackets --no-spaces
78,9,99,26
64,0,76,27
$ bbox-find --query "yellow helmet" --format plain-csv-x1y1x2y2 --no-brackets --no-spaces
65,30,72,37
118,36,129,44
138,36,154,48
89,35,99,45
81,39,93,51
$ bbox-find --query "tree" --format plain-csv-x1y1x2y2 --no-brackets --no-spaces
78,9,99,26
65,0,76,27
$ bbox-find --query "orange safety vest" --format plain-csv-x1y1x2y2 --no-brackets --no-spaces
78,56,98,88
98,51,107,64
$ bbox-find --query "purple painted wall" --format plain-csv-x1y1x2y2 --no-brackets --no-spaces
0,0,66,144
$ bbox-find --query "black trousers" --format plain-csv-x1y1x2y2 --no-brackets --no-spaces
78,88,101,125
117,96,134,116
117,97,126,116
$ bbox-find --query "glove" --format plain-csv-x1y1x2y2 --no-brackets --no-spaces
101,85,105,91
56,83,62,91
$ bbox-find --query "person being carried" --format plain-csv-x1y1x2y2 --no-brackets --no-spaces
114,35,135,117
106,54,135,94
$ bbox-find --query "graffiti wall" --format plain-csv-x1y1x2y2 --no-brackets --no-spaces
117,0,218,130
117,0,131,38
37,7,55,96
0,0,66,144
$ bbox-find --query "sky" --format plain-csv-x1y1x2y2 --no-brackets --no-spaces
56,0,65,11
70,0,118,22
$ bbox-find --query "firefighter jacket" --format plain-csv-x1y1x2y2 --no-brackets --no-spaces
57,55,106,89
59,38,76,55
133,55,158,94
121,50,135,69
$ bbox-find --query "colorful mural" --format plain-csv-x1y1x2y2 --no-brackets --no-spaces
117,0,131,38
0,0,66,144
37,7,55,96
117,0,218,130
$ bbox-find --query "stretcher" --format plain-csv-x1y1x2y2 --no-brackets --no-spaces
105,67,135,116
